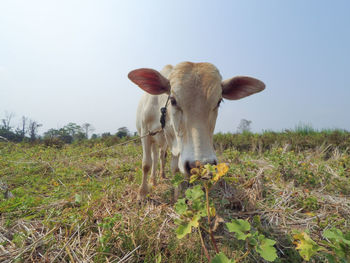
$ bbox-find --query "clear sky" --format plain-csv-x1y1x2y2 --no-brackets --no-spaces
1,0,349,134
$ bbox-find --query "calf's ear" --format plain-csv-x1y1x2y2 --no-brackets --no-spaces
128,68,170,95
221,76,265,100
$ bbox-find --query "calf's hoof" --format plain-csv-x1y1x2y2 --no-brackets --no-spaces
151,179,157,187
138,185,149,201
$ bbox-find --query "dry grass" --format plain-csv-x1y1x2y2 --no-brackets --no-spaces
0,142,349,262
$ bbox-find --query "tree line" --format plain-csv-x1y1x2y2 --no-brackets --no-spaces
0,111,132,143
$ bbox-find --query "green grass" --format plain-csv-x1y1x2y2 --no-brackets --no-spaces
0,132,350,262
214,129,350,152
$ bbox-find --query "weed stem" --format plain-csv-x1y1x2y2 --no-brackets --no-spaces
198,227,211,262
205,184,219,254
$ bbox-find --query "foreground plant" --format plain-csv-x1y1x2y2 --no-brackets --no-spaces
174,163,278,262
293,228,350,262
2,139,350,262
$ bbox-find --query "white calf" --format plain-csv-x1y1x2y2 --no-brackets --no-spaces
129,62,265,200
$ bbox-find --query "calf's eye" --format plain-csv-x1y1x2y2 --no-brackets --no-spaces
170,97,177,106
217,98,223,108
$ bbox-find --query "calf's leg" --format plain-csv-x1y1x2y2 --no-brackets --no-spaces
150,143,159,186
171,155,181,202
159,147,167,179
139,136,152,200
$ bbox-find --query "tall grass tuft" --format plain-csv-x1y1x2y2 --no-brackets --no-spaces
294,122,317,135
214,129,350,153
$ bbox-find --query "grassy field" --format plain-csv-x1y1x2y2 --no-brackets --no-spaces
1,132,350,262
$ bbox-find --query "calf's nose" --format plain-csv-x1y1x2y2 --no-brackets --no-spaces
185,159,217,175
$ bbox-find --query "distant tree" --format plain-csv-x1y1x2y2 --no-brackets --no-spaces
0,127,22,142
62,122,87,141
116,127,129,138
101,132,111,138
74,131,86,141
44,123,87,143
64,123,81,138
0,112,27,142
18,116,28,139
57,128,73,143
1,111,14,131
237,119,252,133
43,128,73,143
58,130,73,143
91,133,99,139
82,123,95,139
43,128,59,138
28,120,42,141
14,127,24,140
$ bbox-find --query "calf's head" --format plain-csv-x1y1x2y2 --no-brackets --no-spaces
129,62,265,174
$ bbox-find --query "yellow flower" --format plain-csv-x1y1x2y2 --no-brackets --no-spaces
217,163,229,176
212,163,229,182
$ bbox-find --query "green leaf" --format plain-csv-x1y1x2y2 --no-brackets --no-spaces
190,214,200,228
156,253,162,263
192,199,207,216
176,214,200,239
175,198,188,215
171,173,184,187
226,219,251,240
176,222,192,239
211,252,235,263
185,185,204,201
248,236,258,246
174,218,182,225
323,228,350,245
226,219,251,232
293,232,321,261
323,229,349,259
255,236,278,262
